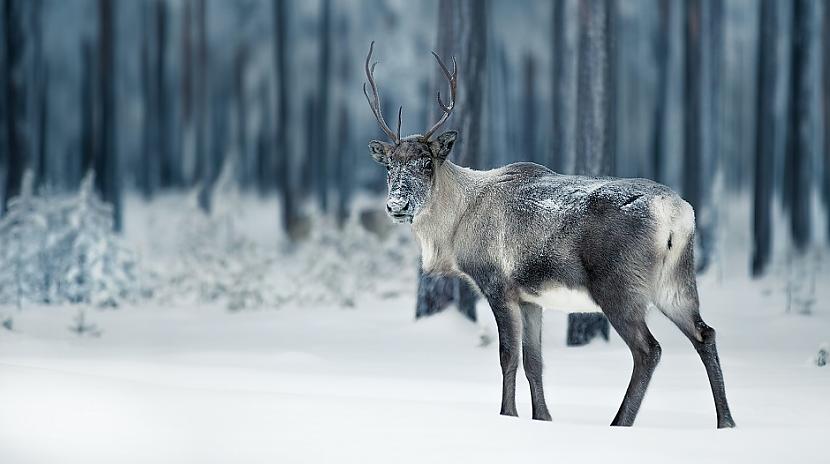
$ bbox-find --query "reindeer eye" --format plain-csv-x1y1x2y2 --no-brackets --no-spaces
423,159,433,172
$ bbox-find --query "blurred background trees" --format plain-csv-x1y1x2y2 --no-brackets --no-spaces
0,0,828,331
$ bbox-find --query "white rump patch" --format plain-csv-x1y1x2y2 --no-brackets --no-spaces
521,285,603,313
650,196,696,311
650,196,695,259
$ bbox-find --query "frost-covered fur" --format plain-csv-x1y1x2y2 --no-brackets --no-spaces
369,134,736,428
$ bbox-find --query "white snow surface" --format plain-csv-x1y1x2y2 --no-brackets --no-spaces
1,194,828,463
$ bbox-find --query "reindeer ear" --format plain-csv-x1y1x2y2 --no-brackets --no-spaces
368,140,392,164
430,131,457,162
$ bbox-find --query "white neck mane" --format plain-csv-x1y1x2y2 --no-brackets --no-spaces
411,161,487,274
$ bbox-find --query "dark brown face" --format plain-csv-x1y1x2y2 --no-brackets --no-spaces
368,132,457,223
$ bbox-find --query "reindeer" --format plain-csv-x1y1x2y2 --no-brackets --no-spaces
362,42,735,428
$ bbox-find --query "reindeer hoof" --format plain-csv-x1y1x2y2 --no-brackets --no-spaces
532,410,552,421
500,408,518,417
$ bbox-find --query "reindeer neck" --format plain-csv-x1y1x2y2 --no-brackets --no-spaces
411,161,486,265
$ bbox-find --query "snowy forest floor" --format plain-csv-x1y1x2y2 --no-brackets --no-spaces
0,194,828,463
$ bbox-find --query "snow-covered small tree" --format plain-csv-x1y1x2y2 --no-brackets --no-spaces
58,173,140,307
0,171,142,308
0,171,48,308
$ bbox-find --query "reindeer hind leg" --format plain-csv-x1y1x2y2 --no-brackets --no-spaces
655,240,736,428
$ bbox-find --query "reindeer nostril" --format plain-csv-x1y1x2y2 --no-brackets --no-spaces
387,199,410,215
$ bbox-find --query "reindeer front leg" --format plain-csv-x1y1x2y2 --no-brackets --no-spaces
487,295,522,417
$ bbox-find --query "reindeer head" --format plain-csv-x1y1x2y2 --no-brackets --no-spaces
363,42,458,224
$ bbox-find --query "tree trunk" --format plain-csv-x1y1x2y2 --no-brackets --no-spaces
575,0,613,176
195,0,211,212
315,0,332,214
233,43,249,187
684,0,709,271
273,0,300,239
80,40,96,181
651,0,670,183
179,0,196,185
569,0,614,346
97,0,121,231
154,0,174,189
335,16,352,229
335,105,351,228
823,0,830,243
301,95,317,200
2,0,27,214
415,0,487,323
140,2,154,198
751,0,776,277
550,0,569,173
35,67,49,191
784,0,813,252
256,80,273,196
521,54,538,163
32,0,48,191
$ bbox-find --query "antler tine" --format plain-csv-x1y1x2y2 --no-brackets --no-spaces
363,41,400,144
422,51,458,141
396,106,402,141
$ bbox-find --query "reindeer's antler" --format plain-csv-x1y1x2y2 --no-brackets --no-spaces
363,41,402,144
421,51,457,141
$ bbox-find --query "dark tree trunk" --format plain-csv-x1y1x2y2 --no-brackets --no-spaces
575,0,614,176
521,54,538,163
751,0,776,277
605,0,617,176
455,0,487,169
684,0,708,271
273,0,300,239
315,0,332,213
32,0,48,191
35,67,48,191
200,70,229,214
195,0,211,212
415,0,487,323
97,0,121,231
80,39,96,179
651,0,670,183
233,43,249,186
2,0,27,214
139,2,154,198
335,105,351,228
335,17,352,229
823,0,830,243
256,81,272,195
179,0,195,185
550,0,569,173
301,95,317,201
784,0,813,252
569,0,614,346
154,0,174,188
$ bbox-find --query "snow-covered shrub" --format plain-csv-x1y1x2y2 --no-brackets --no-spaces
290,215,419,307
147,193,420,311
0,172,143,308
144,193,287,310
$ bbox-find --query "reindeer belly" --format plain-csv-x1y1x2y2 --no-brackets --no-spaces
520,285,603,313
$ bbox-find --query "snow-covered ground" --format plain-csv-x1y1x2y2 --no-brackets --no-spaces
1,194,828,463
